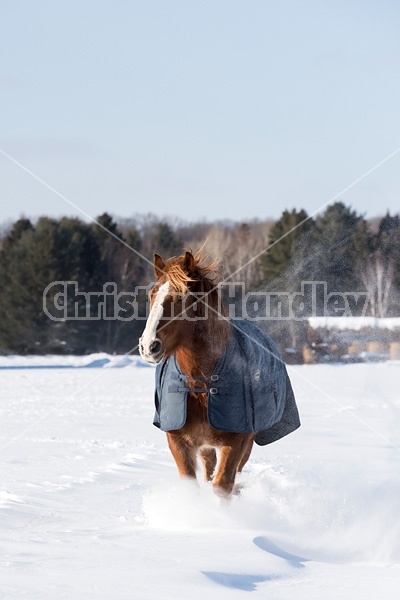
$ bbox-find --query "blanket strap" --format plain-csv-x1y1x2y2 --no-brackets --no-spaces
170,371,218,383
169,370,221,395
168,385,209,394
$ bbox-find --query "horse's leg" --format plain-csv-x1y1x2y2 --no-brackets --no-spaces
212,439,248,498
166,432,197,480
199,447,217,482
237,438,254,473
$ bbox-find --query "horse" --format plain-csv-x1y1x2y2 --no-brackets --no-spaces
139,249,255,497
139,249,301,497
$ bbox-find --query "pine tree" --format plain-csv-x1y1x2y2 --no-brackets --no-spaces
309,202,371,292
260,209,311,283
153,222,183,259
91,214,146,353
377,212,400,266
0,218,58,353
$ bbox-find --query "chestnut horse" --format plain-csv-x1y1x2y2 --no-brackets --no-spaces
139,250,254,497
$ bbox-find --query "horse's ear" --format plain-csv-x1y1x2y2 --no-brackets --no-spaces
183,251,195,274
153,253,165,279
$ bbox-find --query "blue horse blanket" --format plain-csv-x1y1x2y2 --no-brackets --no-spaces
153,320,300,446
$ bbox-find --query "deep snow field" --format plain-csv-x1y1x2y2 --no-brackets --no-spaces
1,355,400,599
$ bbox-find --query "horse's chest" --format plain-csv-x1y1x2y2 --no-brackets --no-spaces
186,393,208,424
182,394,215,440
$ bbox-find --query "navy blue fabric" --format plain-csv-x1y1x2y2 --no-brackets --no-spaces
153,320,300,445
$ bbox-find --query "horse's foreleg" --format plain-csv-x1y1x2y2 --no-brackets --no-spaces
237,437,254,473
166,432,197,480
212,442,245,498
199,447,217,482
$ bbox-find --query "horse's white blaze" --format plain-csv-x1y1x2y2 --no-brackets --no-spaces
139,281,170,362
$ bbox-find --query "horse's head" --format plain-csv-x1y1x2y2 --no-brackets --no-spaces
139,250,222,364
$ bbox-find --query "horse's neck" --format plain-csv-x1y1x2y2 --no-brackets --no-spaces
175,319,230,378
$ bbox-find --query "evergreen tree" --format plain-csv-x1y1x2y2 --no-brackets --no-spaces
308,202,371,292
90,214,146,353
152,222,183,258
260,209,311,283
1,218,33,249
377,212,400,268
0,218,58,353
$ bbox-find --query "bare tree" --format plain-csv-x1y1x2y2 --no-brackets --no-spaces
203,220,274,289
362,251,394,317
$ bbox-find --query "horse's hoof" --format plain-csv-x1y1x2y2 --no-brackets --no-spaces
232,483,245,495
213,484,233,500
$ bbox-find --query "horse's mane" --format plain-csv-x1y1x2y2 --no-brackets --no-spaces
162,248,230,359
164,250,222,295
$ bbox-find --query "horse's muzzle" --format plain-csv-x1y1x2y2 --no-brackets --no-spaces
139,336,164,364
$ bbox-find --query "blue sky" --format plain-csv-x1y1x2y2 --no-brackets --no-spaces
1,0,399,226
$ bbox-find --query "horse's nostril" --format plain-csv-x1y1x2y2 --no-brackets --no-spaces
150,339,162,354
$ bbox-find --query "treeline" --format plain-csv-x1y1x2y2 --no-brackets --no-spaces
0,202,399,355
256,203,400,353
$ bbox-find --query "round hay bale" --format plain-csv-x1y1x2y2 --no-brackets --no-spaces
347,343,360,355
367,341,387,354
390,342,400,360
302,345,314,364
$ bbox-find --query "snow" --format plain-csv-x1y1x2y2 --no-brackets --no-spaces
309,316,400,331
1,357,400,598
0,352,149,369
